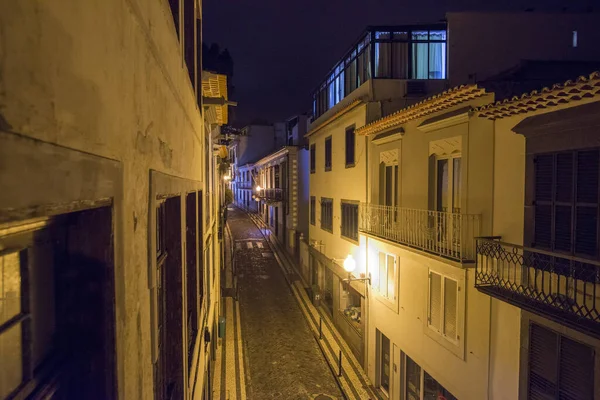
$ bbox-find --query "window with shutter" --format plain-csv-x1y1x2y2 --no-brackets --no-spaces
528,323,595,400
345,126,356,167
310,196,316,225
310,144,316,173
533,149,600,258
325,136,332,171
374,252,396,301
443,277,457,340
379,253,388,297
429,272,442,331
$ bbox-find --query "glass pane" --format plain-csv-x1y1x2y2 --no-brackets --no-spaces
387,255,395,299
405,356,421,400
375,42,391,78
411,43,429,79
0,252,21,325
424,371,457,400
428,42,446,79
379,253,387,297
393,31,408,40
392,42,408,79
429,273,441,330
444,278,457,340
412,30,428,40
385,166,393,206
0,322,23,399
437,159,449,212
380,334,390,392
452,158,462,213
429,30,447,41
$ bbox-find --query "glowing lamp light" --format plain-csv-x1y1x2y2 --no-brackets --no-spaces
223,175,231,181
343,254,356,273
255,185,262,192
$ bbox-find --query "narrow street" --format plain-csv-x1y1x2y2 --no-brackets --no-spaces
227,207,343,400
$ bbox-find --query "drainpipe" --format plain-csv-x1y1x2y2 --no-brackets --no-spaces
364,132,370,372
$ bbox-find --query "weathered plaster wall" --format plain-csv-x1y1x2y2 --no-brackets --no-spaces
0,1,206,398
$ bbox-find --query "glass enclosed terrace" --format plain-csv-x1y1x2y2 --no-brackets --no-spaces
313,24,447,119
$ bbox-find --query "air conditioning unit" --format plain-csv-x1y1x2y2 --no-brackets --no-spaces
406,80,427,96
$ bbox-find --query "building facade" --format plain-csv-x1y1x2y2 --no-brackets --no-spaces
0,1,227,399
306,11,600,400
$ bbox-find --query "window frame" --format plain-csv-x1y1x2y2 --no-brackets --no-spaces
373,251,397,302
402,353,458,400
310,196,316,226
324,136,332,172
345,126,356,168
340,200,359,242
434,154,461,214
427,270,458,344
320,197,333,233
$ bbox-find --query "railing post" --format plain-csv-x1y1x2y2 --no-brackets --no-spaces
338,350,342,377
319,317,322,340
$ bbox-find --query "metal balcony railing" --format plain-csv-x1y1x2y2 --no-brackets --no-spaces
235,181,253,190
475,237,600,337
257,188,283,202
358,203,480,262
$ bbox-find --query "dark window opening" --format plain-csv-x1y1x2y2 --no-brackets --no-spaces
185,192,198,367
345,126,356,167
325,136,332,171
168,0,180,38
534,149,600,258
341,202,359,241
0,207,116,400
310,196,316,225
183,0,196,87
321,198,333,232
310,144,316,174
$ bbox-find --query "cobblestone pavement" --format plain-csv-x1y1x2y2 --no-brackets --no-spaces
228,207,343,400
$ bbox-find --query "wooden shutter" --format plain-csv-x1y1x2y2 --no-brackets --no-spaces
575,150,599,256
559,336,595,399
528,324,558,399
443,277,457,340
554,153,573,251
534,154,553,249
379,253,387,297
386,255,395,299
429,272,441,331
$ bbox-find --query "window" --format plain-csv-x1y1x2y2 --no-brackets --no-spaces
380,162,399,208
0,251,26,398
411,30,447,79
436,156,461,213
528,324,595,399
404,354,457,400
323,267,334,316
310,196,316,225
167,0,180,38
183,0,195,86
321,198,333,232
345,126,356,167
341,201,359,241
378,331,391,394
325,136,332,171
185,192,198,366
340,286,361,333
534,150,599,257
310,144,316,173
274,165,280,189
428,271,458,342
375,252,396,300
572,30,578,48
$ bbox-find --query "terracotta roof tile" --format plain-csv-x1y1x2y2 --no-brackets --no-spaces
477,71,600,120
355,85,488,136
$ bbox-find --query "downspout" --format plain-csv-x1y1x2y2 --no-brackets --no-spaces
364,131,370,372
487,118,496,400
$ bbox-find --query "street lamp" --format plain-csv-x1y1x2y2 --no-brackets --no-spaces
339,254,370,285
223,175,231,181
255,185,261,192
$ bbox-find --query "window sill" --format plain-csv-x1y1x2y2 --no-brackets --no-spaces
423,323,464,360
345,163,356,169
324,167,332,172
321,227,333,234
340,234,359,245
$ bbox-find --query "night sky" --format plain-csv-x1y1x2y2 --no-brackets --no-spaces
204,0,593,126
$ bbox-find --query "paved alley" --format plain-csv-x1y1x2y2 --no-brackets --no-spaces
227,207,343,400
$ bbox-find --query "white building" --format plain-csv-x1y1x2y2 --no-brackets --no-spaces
306,11,600,400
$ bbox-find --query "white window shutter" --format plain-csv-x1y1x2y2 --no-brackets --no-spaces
429,272,442,331
443,277,458,340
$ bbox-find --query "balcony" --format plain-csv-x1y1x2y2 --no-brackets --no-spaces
236,181,253,190
359,203,480,262
257,188,283,203
475,238,600,338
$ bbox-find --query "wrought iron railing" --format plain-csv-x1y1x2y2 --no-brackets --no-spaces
358,203,480,262
475,237,600,337
257,188,283,202
235,181,253,190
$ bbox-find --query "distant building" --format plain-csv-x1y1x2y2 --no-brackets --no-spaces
305,11,600,399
